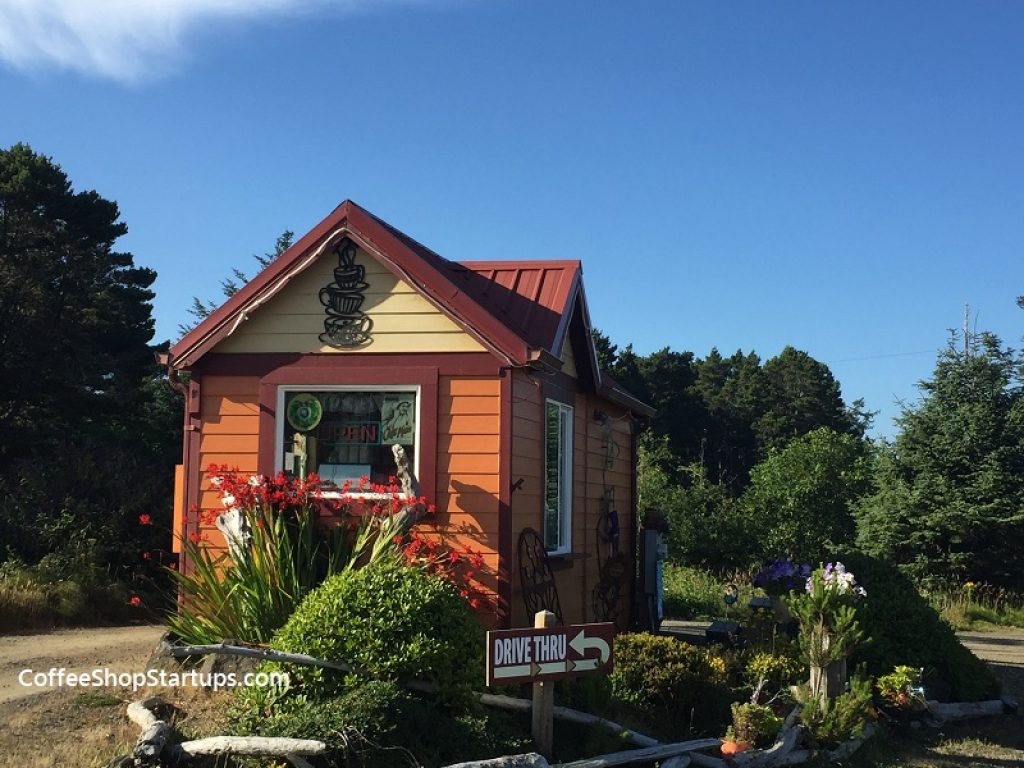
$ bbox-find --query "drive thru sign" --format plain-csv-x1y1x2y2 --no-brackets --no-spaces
485,621,615,686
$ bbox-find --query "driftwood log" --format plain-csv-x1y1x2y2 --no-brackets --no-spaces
554,739,718,768
925,698,1011,725
167,735,327,759
444,755,550,768
126,697,171,764
478,694,659,748
115,698,327,766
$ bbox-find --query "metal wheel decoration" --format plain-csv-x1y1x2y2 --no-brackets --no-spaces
318,240,373,348
517,527,563,625
592,497,624,623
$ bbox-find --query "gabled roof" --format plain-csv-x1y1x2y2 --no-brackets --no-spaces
169,200,652,415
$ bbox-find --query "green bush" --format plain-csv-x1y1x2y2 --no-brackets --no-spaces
833,553,999,701
230,680,528,768
799,672,874,749
611,632,736,737
744,650,802,694
728,702,782,747
270,564,484,698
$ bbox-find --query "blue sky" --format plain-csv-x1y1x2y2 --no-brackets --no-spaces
2,1,1021,437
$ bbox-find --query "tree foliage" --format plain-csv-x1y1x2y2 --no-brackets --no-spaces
0,143,179,571
743,427,869,562
856,332,1024,589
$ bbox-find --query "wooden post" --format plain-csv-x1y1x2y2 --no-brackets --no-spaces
532,610,557,758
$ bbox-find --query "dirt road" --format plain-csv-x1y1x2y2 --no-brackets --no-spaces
0,625,165,704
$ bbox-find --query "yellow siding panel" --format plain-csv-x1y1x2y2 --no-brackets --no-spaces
212,247,484,354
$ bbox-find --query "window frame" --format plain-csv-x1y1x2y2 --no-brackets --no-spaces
275,383,421,497
543,398,574,555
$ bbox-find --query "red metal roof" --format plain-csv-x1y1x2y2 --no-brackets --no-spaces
170,201,578,369
444,261,581,355
168,200,652,414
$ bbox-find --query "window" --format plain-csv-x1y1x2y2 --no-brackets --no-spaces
277,386,418,490
544,399,573,553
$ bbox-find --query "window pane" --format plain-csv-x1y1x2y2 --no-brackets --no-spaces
544,402,561,550
282,390,416,488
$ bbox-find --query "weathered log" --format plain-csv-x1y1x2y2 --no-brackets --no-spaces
444,754,551,768
925,699,1008,723
127,697,171,763
554,738,721,768
168,736,327,759
392,444,430,533
477,694,660,748
688,753,727,768
826,723,875,761
742,725,803,768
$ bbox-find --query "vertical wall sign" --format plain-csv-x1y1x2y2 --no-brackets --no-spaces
318,240,373,347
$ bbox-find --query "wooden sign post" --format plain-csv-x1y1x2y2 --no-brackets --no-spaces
532,610,556,758
485,613,615,759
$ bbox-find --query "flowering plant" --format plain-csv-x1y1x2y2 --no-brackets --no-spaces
168,463,487,645
753,559,811,596
786,562,866,703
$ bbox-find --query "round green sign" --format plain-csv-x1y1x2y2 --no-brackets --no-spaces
287,393,323,432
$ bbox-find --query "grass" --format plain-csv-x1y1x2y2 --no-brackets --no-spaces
0,562,139,633
843,714,1024,767
927,584,1024,631
661,563,757,620
0,686,233,768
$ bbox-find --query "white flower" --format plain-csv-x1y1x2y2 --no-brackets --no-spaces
209,476,223,488
221,493,238,508
247,475,263,487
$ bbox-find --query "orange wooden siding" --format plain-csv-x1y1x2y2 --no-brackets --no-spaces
192,373,504,622
196,376,261,543
508,370,635,629
429,376,501,611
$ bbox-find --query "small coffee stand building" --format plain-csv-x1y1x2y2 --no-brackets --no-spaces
168,201,652,629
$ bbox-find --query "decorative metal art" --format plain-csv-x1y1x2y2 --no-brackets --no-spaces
517,527,564,625
318,240,372,347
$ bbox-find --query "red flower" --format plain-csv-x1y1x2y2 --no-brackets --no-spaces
188,532,201,544
138,514,151,525
168,563,177,570
142,551,151,561
129,595,141,607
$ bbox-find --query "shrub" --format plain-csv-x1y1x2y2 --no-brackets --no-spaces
744,651,802,695
799,672,874,749
728,702,782,747
832,553,999,701
611,632,735,737
230,680,527,768
270,564,484,699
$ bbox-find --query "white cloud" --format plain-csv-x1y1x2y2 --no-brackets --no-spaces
0,0,374,82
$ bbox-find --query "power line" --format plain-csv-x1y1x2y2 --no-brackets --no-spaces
827,349,938,364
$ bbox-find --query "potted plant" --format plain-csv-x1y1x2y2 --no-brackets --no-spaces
722,702,782,754
875,665,927,725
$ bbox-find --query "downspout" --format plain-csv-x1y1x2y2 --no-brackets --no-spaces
156,352,190,576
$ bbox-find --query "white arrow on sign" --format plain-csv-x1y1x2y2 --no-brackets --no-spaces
530,660,572,677
569,629,611,665
492,664,531,680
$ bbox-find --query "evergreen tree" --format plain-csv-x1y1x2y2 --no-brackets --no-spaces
0,143,179,569
857,332,1024,588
